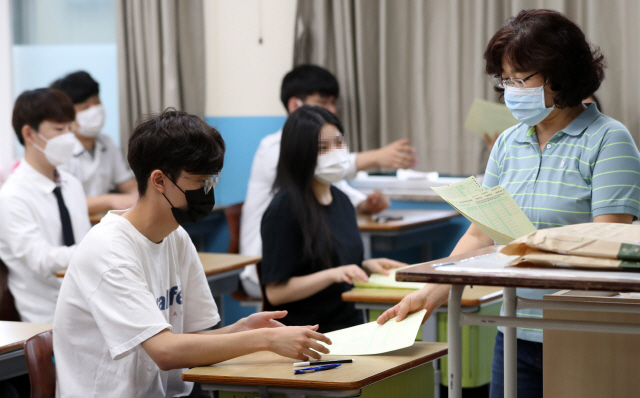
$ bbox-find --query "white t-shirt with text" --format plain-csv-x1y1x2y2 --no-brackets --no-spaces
53,211,219,398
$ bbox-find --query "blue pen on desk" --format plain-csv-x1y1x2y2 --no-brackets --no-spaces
294,364,341,375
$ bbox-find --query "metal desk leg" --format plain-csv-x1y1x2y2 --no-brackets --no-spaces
448,284,464,398
503,287,517,398
361,233,372,260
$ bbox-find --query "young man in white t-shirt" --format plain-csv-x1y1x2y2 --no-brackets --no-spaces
52,71,138,214
53,108,331,398
240,64,418,297
0,88,91,323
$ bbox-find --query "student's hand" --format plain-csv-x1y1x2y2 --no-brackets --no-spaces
375,139,417,169
357,190,390,214
483,132,500,152
267,325,332,360
332,265,369,284
109,193,138,210
362,258,407,276
240,311,286,331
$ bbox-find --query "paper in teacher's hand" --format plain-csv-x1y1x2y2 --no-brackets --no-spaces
319,309,427,356
464,98,519,139
354,266,426,290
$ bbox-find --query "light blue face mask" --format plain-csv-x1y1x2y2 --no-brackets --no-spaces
504,84,555,126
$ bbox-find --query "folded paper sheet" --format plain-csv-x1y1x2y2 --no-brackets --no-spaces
432,176,536,245
321,310,427,356
464,98,519,139
354,267,426,290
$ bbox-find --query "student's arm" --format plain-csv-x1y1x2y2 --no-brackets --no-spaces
265,265,368,306
86,193,138,214
116,178,138,194
593,214,634,224
355,139,417,171
376,223,494,325
141,325,331,371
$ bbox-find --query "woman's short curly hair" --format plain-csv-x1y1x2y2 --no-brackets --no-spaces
484,9,605,108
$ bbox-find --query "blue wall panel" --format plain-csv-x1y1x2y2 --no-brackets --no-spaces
206,116,287,206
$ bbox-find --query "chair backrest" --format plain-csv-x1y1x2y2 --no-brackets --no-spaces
24,330,55,398
224,202,243,254
255,261,276,311
0,259,21,321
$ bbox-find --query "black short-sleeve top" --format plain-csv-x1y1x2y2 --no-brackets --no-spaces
260,185,365,333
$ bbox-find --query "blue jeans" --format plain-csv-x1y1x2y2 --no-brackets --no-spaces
489,332,543,398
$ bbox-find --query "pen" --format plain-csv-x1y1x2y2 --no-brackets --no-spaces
294,364,341,375
293,359,354,367
432,262,454,268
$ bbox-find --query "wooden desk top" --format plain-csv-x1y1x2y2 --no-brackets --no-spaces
0,321,52,355
55,252,260,278
183,341,447,390
342,285,502,307
357,209,460,232
397,246,640,293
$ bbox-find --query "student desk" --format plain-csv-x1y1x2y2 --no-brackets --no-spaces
356,209,460,260
0,321,52,381
342,286,502,396
183,341,448,398
396,246,640,398
56,253,260,326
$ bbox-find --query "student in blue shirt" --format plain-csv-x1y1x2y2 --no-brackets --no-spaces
377,9,640,398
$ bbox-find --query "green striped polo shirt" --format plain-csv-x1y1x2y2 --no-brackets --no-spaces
484,103,640,343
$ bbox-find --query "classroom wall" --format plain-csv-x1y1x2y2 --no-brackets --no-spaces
204,0,296,205
0,0,14,181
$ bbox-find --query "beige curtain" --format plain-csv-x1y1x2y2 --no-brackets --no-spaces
295,0,640,175
116,0,205,155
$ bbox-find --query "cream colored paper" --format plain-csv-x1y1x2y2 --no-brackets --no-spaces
464,98,519,139
354,267,426,290
321,309,427,356
433,177,536,244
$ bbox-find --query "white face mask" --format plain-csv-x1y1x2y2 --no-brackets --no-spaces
75,104,105,137
314,147,350,183
34,132,78,166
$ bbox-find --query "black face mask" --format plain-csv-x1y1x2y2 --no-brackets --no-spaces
162,175,215,225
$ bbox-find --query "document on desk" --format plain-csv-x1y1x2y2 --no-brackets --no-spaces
433,176,536,245
354,267,426,290
320,310,427,356
464,98,519,139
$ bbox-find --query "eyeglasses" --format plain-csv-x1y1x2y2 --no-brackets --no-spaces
492,72,538,89
177,173,220,194
319,135,347,153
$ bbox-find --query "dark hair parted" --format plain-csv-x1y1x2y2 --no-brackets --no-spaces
274,105,344,270
484,9,605,108
50,71,99,104
280,65,339,110
127,107,225,196
12,88,76,146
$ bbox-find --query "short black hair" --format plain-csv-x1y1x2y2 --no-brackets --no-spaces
485,9,605,108
50,71,100,104
280,65,340,110
12,88,76,146
128,107,226,196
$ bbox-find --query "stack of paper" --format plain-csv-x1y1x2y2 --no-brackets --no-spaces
464,98,519,139
354,267,426,290
501,223,640,270
320,310,427,356
432,176,536,245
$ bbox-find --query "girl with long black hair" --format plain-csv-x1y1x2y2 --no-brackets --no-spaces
259,106,405,333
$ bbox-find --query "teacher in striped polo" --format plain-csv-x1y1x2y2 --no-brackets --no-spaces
377,9,640,398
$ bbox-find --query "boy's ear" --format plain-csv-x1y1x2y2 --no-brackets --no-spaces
287,96,303,114
149,170,166,194
21,125,37,146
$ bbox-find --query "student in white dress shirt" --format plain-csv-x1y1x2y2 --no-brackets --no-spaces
239,65,418,297
53,108,331,398
51,71,138,214
0,88,91,323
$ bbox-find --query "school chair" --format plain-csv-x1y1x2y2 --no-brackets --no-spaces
0,258,21,321
24,330,55,398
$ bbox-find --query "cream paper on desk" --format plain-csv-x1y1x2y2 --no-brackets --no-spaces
433,176,536,245
354,266,426,290
320,310,427,356
464,98,519,139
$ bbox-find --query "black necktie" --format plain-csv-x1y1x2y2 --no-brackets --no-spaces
53,186,75,246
